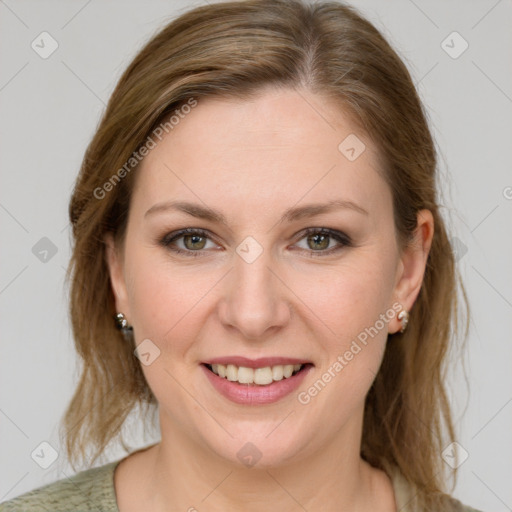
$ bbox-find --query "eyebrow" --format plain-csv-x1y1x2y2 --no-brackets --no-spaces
144,198,368,224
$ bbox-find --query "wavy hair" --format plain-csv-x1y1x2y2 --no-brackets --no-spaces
62,1,469,509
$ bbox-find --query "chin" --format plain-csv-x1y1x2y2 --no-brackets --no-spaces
203,425,311,470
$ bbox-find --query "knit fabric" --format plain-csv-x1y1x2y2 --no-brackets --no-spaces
0,456,483,512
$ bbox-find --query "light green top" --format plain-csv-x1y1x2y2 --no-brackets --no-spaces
0,455,482,511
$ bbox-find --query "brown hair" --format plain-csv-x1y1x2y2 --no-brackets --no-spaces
62,1,469,508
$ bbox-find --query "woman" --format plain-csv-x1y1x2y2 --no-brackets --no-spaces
0,0,482,510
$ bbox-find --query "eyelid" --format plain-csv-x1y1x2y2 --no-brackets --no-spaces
293,227,351,244
160,228,221,251
290,227,352,256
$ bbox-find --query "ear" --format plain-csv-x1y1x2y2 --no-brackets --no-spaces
104,232,131,319
389,209,434,334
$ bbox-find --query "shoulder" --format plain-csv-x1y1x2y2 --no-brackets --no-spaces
388,465,484,512
0,461,120,512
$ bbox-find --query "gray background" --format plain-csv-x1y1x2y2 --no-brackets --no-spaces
1,1,511,510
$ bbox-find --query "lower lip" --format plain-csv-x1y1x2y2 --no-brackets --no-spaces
201,364,313,405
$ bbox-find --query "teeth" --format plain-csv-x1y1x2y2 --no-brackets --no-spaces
238,366,254,384
254,367,273,385
226,364,238,381
209,363,305,385
272,365,284,381
283,364,294,378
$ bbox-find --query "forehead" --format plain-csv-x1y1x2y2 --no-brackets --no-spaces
132,88,390,220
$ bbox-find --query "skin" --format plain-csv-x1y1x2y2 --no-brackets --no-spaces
106,86,434,511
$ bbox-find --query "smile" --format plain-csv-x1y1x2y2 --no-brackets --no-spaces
206,363,304,385
201,358,314,405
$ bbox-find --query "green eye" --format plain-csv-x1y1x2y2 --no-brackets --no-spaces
306,233,331,251
160,228,217,257
183,234,207,250
294,228,351,255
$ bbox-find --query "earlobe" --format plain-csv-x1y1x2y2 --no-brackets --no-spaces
389,209,434,334
104,233,130,317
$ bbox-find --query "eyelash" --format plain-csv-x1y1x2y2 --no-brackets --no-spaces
159,227,352,258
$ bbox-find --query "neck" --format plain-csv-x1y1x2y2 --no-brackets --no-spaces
140,408,393,511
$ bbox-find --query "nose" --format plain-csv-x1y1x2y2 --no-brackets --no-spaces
217,248,291,340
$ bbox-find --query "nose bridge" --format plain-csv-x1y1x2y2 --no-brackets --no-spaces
219,242,290,339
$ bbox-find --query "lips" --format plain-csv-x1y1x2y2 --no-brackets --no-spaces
200,356,314,405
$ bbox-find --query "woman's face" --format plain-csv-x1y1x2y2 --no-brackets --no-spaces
107,87,431,467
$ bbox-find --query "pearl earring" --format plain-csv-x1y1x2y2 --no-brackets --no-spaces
397,309,409,333
115,312,133,332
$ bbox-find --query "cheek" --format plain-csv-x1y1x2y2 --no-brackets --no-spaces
124,248,220,354
291,246,397,397
291,252,396,341
293,266,393,430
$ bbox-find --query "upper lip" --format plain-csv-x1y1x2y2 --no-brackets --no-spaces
203,356,312,369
